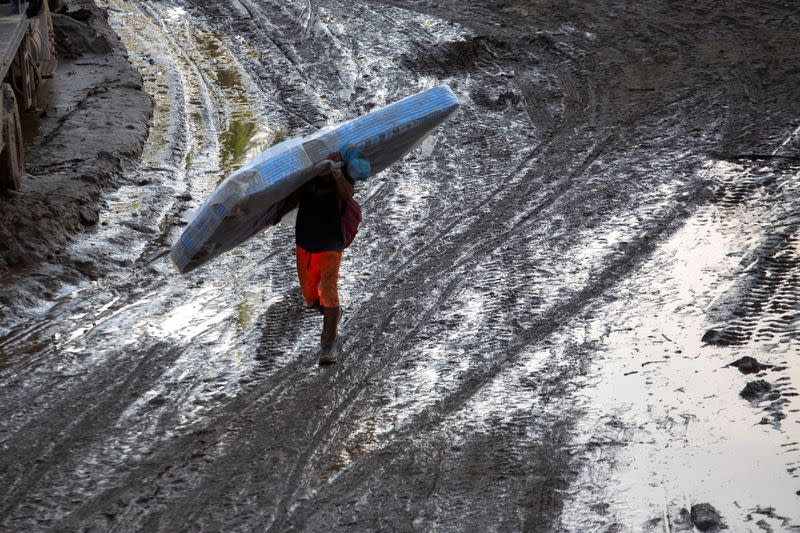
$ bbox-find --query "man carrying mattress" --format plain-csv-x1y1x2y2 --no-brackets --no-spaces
276,145,370,364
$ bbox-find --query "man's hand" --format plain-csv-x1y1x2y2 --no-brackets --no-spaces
273,190,301,225
313,159,343,177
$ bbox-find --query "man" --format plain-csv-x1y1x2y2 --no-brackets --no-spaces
276,146,369,364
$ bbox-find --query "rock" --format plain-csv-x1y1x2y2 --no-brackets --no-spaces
740,380,772,401
690,503,723,531
728,356,771,374
78,207,99,226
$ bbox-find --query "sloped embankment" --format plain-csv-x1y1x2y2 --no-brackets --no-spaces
0,0,152,290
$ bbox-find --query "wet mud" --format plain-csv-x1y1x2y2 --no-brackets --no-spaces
1,0,799,531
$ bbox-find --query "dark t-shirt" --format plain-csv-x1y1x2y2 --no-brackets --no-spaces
295,174,354,253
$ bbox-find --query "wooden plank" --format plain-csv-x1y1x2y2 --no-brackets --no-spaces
0,2,30,82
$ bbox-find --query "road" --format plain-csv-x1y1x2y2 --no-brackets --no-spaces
1,0,799,530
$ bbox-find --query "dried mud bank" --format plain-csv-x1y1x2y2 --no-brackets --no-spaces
0,0,152,314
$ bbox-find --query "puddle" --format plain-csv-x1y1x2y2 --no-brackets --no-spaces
235,293,256,332
217,114,276,182
562,160,800,531
193,29,245,93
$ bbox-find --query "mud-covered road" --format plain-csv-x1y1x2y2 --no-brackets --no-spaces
2,0,800,530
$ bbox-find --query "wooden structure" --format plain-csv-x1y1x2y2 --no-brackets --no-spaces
0,1,56,191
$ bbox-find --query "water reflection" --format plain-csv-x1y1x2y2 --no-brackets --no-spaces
218,118,290,183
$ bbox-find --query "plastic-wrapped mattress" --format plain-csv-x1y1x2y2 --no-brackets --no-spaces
171,84,460,274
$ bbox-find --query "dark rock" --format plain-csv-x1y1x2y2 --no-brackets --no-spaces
690,503,723,531
728,356,772,374
740,380,772,401
78,207,99,225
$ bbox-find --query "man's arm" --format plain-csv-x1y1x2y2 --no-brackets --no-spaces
332,168,354,202
273,188,301,224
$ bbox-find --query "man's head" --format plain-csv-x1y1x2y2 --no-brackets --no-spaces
340,144,371,181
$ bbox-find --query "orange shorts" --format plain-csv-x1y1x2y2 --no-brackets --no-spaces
296,246,341,308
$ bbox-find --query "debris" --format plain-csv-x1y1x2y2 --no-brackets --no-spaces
740,380,772,401
690,503,723,531
728,356,772,374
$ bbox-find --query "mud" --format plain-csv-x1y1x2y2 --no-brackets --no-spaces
1,0,799,531
0,0,152,308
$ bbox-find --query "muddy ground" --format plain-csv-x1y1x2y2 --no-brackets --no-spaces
1,0,799,531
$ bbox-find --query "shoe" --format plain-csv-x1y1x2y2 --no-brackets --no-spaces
320,306,341,347
318,343,338,365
